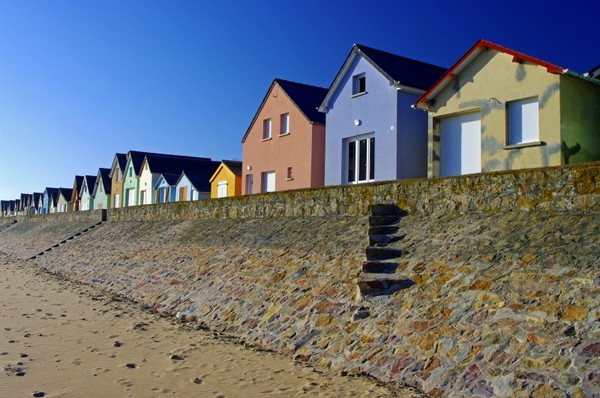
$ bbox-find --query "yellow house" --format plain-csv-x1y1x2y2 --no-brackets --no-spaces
209,160,242,198
415,39,600,177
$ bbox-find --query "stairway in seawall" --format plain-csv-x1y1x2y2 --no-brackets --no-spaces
356,204,415,300
28,220,105,260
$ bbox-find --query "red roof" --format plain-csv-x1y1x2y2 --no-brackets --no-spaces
415,39,565,110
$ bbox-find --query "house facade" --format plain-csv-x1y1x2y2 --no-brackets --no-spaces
56,188,72,213
69,176,84,212
210,160,242,198
242,79,327,194
319,44,446,186
415,39,600,177
109,153,127,209
174,170,212,201
122,151,147,207
42,188,59,214
154,173,179,203
138,153,219,205
92,168,111,210
79,175,97,211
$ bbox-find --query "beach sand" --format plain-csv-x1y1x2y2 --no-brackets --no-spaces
0,255,418,398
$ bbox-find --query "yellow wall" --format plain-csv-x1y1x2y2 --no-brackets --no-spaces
210,164,241,198
426,50,563,177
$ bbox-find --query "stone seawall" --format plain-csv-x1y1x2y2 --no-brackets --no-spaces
0,163,599,397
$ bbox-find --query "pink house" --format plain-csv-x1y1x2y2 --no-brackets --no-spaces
241,79,327,194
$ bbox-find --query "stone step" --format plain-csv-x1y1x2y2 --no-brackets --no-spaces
368,225,400,236
369,233,405,245
357,273,415,297
370,204,402,216
369,215,401,227
362,261,398,274
365,246,402,261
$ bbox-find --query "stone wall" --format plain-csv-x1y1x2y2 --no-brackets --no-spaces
0,163,599,397
108,162,599,222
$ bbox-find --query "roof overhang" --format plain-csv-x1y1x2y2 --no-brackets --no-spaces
414,39,566,111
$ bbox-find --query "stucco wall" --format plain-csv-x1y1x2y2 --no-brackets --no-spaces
242,82,324,194
324,56,398,185
560,74,600,165
427,50,564,177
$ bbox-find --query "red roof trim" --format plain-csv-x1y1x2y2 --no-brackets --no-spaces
415,39,565,108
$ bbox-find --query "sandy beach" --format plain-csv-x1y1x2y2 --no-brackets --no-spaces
0,254,417,398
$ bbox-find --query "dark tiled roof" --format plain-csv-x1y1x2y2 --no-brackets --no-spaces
275,79,328,124
44,187,59,201
355,44,447,90
222,160,243,176
97,168,111,194
33,192,43,206
160,173,181,186
128,151,148,175
180,170,215,192
145,153,218,176
59,188,73,202
83,175,97,194
116,153,127,171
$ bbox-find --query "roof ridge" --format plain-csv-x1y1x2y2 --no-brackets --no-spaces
355,43,444,69
275,78,327,91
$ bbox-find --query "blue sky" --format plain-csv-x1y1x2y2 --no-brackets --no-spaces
0,0,597,200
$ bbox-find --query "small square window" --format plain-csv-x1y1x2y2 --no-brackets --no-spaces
507,97,539,145
352,74,366,95
263,118,272,140
280,113,289,135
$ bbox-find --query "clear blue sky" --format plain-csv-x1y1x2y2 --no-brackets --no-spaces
1,0,597,200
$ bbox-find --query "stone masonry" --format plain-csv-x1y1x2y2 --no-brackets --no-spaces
0,162,598,397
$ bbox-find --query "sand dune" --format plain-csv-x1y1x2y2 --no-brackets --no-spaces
0,254,420,397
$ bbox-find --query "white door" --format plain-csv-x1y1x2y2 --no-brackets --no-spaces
217,181,228,198
440,112,481,177
262,171,276,193
127,189,135,206
114,193,120,208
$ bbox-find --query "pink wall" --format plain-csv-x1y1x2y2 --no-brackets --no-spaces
242,82,325,194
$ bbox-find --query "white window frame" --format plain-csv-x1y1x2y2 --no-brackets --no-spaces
280,113,290,135
346,134,375,184
352,73,366,96
507,97,539,146
263,118,272,140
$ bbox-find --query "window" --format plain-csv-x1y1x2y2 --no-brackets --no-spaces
280,113,289,135
263,118,272,140
352,73,366,95
262,171,276,193
346,135,375,183
115,169,120,182
129,168,132,177
217,181,228,198
287,167,293,180
507,97,539,145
